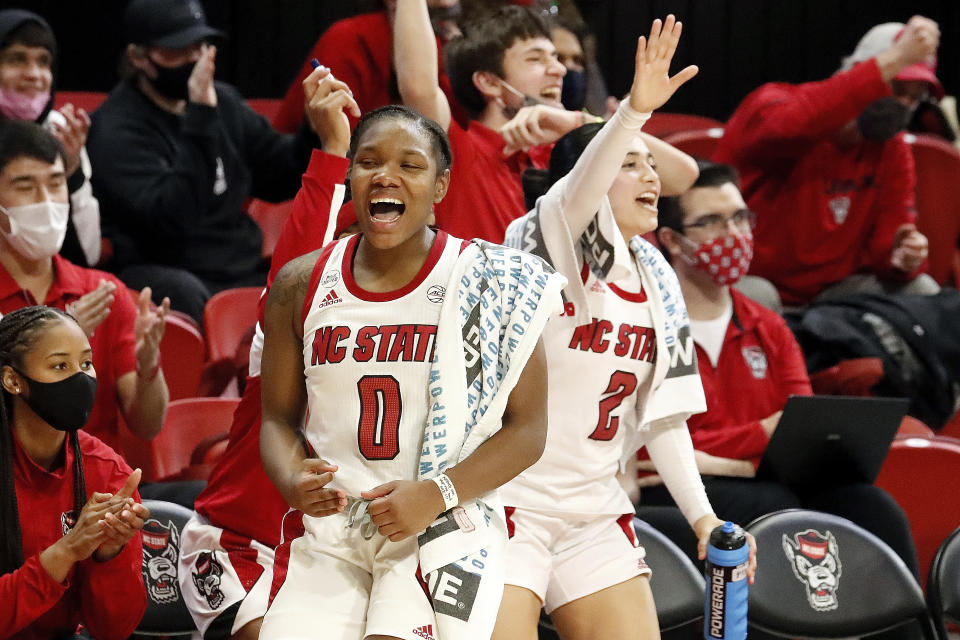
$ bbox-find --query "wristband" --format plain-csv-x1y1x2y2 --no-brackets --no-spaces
431,473,459,511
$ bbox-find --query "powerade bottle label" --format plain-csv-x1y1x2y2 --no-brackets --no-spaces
704,521,749,639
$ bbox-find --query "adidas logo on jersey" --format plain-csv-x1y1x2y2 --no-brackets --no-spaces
317,289,342,309
413,624,435,639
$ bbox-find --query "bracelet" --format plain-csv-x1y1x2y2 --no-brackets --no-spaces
431,473,459,512
136,360,161,381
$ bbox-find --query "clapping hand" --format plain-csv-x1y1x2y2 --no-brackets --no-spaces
49,103,91,177
68,280,117,337
92,468,150,562
133,287,168,379
187,43,217,107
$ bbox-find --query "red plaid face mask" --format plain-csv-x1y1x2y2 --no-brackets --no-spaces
687,233,754,287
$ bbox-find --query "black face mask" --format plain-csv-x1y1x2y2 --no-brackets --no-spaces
560,69,587,112
18,370,98,432
149,60,195,101
857,97,911,142
428,3,461,27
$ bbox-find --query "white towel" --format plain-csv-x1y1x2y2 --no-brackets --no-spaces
415,239,565,639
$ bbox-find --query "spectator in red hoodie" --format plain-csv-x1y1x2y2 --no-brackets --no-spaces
273,0,463,134
714,16,942,308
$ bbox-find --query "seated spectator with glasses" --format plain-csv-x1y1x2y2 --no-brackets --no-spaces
634,161,919,581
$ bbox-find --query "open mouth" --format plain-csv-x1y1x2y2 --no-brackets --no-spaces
636,192,658,209
369,197,406,224
540,86,561,102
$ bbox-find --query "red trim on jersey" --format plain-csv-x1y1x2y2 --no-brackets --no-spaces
341,230,449,302
415,565,433,605
504,506,517,539
219,530,264,592
579,261,647,303
268,510,305,607
617,513,638,547
301,242,340,327
459,239,472,254
608,281,647,303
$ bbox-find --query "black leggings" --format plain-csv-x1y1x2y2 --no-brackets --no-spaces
638,476,919,577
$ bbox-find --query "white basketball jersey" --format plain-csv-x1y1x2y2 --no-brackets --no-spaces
500,259,656,516
301,231,463,497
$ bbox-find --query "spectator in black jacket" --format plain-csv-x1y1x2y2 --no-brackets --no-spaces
88,0,319,323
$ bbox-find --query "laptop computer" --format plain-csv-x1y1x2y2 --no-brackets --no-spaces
755,395,910,487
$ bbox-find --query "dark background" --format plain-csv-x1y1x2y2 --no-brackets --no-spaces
8,0,960,121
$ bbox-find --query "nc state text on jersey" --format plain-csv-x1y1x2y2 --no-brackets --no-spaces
311,324,438,365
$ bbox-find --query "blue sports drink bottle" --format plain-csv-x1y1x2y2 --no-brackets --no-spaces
704,521,749,639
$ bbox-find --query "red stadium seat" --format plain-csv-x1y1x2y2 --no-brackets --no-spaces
247,97,282,122
248,198,294,258
644,112,723,139
905,133,960,286
876,436,960,587
897,415,935,439
662,127,724,160
52,90,107,113
159,312,205,400
808,357,884,397
150,397,240,482
203,286,262,364
942,412,960,440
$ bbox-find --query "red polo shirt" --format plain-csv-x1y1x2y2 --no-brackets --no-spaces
0,256,137,452
688,290,812,467
435,120,552,242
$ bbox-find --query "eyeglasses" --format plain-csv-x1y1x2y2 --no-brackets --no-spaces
683,209,756,235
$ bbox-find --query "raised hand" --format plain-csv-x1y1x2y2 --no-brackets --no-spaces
362,479,445,541
187,43,217,107
629,15,699,114
303,63,360,158
92,468,150,561
133,287,168,378
283,458,347,517
891,16,940,67
67,279,117,337
49,103,91,177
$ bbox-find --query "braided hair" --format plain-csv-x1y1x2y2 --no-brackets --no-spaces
0,306,86,575
349,105,453,175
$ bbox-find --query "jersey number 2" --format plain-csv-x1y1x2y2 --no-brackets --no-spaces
589,370,638,441
357,375,402,460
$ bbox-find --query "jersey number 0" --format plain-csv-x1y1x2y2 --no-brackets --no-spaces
357,375,402,460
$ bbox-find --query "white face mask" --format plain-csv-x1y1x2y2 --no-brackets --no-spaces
0,201,69,260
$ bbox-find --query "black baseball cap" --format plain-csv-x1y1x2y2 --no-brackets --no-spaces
123,0,225,49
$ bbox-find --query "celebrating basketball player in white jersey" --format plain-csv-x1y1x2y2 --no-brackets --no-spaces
258,104,565,640
500,17,756,639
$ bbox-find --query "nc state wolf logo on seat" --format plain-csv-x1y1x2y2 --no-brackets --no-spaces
782,529,843,611
141,518,182,605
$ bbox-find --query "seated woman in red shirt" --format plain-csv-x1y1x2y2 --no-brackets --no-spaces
0,305,149,640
